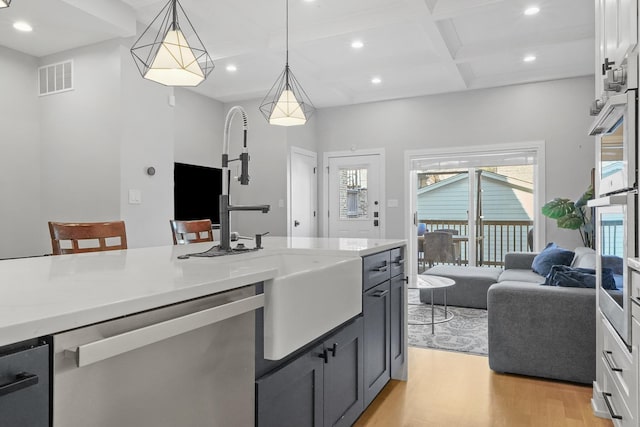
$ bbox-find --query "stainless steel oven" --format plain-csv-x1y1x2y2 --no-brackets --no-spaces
589,90,637,196
590,193,637,346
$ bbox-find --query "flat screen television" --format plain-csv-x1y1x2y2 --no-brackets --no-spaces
174,162,223,224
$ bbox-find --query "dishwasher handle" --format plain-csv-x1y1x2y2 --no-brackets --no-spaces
66,293,265,368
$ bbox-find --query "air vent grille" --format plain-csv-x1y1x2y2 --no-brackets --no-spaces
38,60,73,96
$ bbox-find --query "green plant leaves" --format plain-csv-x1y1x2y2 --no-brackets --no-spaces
575,185,594,209
541,198,575,219
557,212,583,229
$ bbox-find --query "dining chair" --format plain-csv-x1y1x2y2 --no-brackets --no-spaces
434,228,460,264
48,221,128,255
170,219,214,245
423,231,456,268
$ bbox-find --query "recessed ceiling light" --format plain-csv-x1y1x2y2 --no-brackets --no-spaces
351,40,364,49
524,6,540,16
13,21,33,32
523,55,536,62
226,64,237,72
371,77,382,84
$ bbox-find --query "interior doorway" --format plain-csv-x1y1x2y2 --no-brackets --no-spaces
323,149,385,239
288,147,318,237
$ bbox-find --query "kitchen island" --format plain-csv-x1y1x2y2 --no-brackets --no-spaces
0,236,406,427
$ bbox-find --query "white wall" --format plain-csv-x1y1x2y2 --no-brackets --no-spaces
119,44,175,248
0,46,41,258
222,99,318,238
39,40,123,252
174,88,225,167
315,76,596,249
0,36,594,256
0,39,227,257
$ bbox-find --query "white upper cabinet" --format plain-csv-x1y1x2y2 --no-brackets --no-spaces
596,0,638,98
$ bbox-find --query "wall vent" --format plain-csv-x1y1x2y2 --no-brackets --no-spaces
38,60,73,96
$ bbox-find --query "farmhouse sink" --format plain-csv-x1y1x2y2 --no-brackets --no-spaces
232,252,362,360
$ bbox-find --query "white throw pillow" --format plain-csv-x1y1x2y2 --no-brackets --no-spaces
571,246,596,269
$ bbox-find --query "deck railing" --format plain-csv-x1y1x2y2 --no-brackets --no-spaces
420,219,534,267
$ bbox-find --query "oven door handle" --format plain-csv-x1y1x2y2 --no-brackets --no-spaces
65,294,265,368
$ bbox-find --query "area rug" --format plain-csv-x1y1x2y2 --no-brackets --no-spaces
408,304,488,356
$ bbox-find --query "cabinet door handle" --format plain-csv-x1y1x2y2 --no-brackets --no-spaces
371,289,389,298
393,258,405,265
602,392,623,420
318,349,329,364
402,276,409,283
374,263,388,272
327,343,337,357
603,350,623,372
0,372,39,397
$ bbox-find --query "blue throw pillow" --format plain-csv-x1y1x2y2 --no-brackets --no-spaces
532,242,575,276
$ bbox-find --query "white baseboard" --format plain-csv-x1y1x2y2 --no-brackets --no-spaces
591,380,611,419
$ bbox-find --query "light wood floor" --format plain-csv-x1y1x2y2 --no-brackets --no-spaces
355,347,613,427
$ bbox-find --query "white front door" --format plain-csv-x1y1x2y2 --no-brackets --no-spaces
327,153,383,239
289,148,317,237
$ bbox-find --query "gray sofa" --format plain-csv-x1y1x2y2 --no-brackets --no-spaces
487,248,610,384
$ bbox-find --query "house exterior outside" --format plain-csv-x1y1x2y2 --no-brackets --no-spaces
417,171,534,266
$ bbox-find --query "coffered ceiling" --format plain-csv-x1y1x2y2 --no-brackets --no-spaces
0,0,594,107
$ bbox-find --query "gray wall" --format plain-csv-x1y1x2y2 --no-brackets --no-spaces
39,41,122,253
0,40,225,257
0,46,41,258
0,34,594,256
315,76,596,249
223,99,317,238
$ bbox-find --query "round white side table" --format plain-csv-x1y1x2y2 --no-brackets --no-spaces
409,275,456,334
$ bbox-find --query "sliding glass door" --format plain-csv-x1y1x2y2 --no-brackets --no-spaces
414,148,538,269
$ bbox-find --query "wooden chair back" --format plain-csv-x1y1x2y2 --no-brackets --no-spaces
170,219,213,245
48,221,128,255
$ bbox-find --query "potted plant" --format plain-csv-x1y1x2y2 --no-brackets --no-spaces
541,186,594,248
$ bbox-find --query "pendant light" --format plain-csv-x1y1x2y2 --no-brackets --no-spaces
130,0,213,87
0,0,11,8
259,0,315,126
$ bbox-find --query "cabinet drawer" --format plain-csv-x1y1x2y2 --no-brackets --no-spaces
390,247,405,278
631,270,640,302
602,365,634,427
363,251,391,291
601,313,635,408
0,340,50,427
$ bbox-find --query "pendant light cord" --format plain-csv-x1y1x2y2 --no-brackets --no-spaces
286,0,289,66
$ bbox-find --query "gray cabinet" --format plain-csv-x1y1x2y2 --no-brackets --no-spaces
363,281,391,407
0,339,50,427
362,246,406,406
390,273,405,377
256,342,324,427
257,245,405,426
256,317,364,427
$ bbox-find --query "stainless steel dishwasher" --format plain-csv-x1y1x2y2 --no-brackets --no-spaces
53,283,263,427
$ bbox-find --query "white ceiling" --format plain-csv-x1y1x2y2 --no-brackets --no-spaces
0,0,594,108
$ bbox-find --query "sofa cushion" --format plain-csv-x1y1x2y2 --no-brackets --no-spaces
571,247,596,269
531,243,575,276
498,269,545,284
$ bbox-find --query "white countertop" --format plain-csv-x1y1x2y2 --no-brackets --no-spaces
0,236,405,347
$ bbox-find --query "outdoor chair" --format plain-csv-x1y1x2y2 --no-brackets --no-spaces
423,231,456,268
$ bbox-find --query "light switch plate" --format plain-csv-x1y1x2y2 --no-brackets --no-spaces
129,189,142,204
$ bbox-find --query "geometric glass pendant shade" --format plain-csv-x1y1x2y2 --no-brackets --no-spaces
0,0,11,8
259,0,315,126
130,0,213,87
